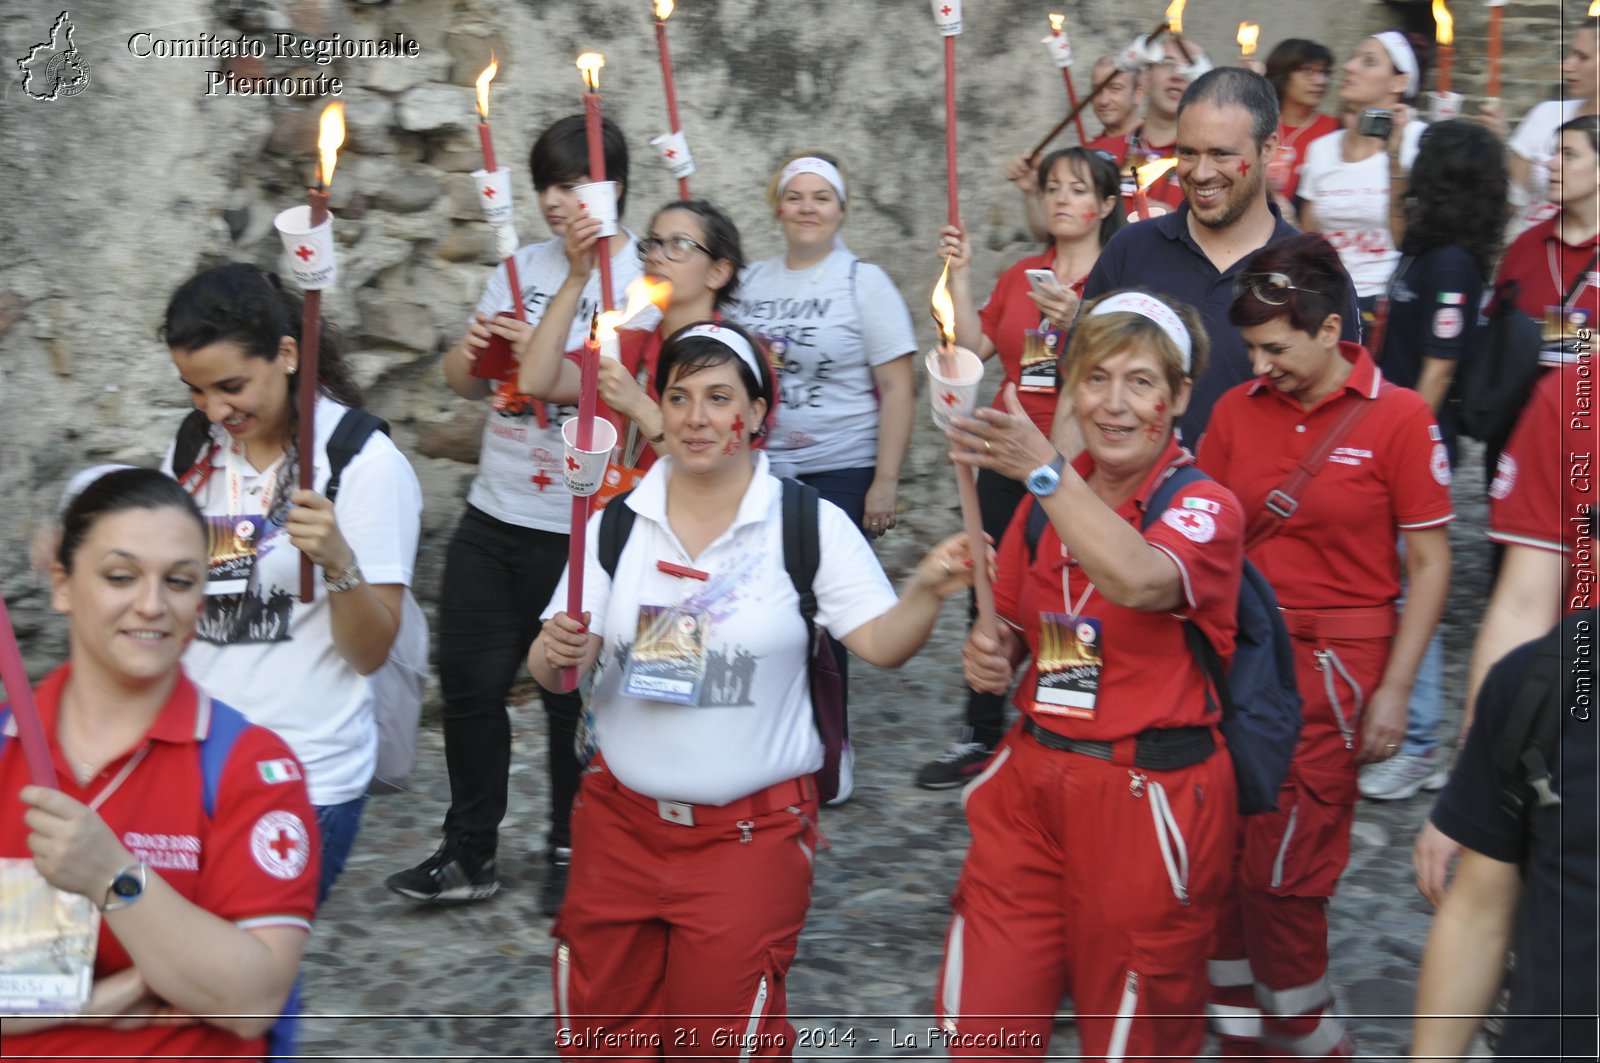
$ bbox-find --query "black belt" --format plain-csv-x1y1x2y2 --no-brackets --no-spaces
1023,716,1216,771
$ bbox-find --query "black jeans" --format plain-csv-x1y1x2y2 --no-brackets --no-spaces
964,469,1029,748
438,506,582,856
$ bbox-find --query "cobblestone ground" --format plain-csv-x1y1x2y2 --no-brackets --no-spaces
301,443,1494,1061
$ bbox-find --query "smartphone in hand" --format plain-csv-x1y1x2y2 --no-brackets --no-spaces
1025,269,1065,298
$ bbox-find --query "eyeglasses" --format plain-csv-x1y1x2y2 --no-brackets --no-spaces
1235,272,1317,306
637,235,713,263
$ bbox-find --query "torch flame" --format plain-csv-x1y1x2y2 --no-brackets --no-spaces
1432,0,1453,47
931,261,956,349
1165,0,1187,36
577,51,605,92
620,277,674,324
1049,13,1065,34
317,102,346,187
1590,0,1597,16
1237,22,1260,57
1136,156,1179,191
476,54,498,119
654,0,675,20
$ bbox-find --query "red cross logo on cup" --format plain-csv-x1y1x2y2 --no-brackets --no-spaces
483,186,497,198
665,148,677,159
941,391,960,407
566,455,580,471
941,4,953,15
294,245,315,262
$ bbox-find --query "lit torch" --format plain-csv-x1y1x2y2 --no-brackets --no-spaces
1165,0,1198,66
475,55,498,170
652,0,692,200
1043,13,1089,144
1433,0,1454,94
928,264,995,639
1133,156,1178,221
576,52,615,317
1237,21,1260,64
299,101,344,601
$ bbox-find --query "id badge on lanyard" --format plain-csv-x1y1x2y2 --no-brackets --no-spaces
204,445,282,596
1033,548,1103,720
1019,323,1063,393
621,603,712,705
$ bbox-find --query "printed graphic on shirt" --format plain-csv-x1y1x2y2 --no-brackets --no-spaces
1430,443,1452,486
1330,446,1373,467
1490,453,1518,500
1162,506,1216,543
741,294,836,446
197,587,295,645
123,831,202,872
257,758,302,784
249,810,311,880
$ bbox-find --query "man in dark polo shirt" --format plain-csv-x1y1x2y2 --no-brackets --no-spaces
1066,68,1360,447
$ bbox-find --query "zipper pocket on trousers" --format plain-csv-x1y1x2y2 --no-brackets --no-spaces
555,942,572,1038
739,975,769,1063
1271,803,1300,889
1107,968,1140,1063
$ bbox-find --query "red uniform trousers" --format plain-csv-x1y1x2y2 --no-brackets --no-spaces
937,720,1238,1061
1209,630,1392,1060
552,762,821,1059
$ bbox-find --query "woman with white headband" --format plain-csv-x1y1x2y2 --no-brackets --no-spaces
936,289,1245,1059
531,319,979,1054
1297,30,1431,315
1199,235,1451,1058
730,153,918,804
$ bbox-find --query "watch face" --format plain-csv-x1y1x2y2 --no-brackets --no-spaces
1028,466,1060,495
112,873,141,897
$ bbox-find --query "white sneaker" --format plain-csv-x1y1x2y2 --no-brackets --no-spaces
826,742,855,806
1359,750,1449,801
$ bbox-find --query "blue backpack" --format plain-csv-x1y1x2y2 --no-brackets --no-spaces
1024,464,1303,814
1,698,303,1058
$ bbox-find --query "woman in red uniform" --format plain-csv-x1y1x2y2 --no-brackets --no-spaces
1,468,316,1061
1197,234,1452,1059
940,290,1244,1059
916,147,1124,789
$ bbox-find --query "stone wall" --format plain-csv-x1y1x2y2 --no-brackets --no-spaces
0,0,1584,670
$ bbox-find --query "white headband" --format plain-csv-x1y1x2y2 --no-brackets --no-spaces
59,463,137,515
1373,31,1420,100
678,323,766,384
778,157,847,203
1087,292,1193,371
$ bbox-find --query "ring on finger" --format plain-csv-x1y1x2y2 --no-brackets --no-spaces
984,440,993,453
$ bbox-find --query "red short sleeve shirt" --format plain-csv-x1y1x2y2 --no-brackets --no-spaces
564,327,666,473
1,666,318,1061
1493,218,1600,322
978,250,1085,436
1197,343,1455,609
993,439,1245,740
1489,364,1599,611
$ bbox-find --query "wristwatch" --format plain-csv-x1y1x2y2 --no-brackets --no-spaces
101,862,146,911
323,560,364,593
1025,453,1066,497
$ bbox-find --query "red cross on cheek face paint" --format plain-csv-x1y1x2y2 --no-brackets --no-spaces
1236,160,1252,176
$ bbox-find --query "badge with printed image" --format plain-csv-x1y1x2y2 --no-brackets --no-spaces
1020,328,1063,392
622,604,710,705
1541,305,1593,363
1033,611,1102,719
204,514,264,595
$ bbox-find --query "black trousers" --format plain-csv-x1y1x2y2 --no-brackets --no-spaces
437,506,582,855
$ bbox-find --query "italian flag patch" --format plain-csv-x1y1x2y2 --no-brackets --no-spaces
258,758,302,784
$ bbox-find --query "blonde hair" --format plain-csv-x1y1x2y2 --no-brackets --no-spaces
764,151,850,212
1063,290,1210,397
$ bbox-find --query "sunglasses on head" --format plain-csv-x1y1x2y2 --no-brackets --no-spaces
1235,272,1317,306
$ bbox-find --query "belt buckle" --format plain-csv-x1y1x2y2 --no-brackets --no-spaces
657,799,695,826
1264,489,1298,519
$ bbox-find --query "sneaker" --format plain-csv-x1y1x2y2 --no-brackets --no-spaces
825,742,855,807
916,738,995,790
540,847,571,917
1359,750,1449,801
385,844,499,903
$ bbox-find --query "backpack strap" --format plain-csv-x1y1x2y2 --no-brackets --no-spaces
597,490,637,580
1246,390,1383,553
198,696,253,819
1493,624,1568,819
171,409,218,491
322,409,390,505
780,479,822,628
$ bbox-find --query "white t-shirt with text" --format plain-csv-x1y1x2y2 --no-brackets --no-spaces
1299,121,1425,297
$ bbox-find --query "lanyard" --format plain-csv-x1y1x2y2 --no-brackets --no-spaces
1548,239,1597,311
222,442,286,520
1059,544,1095,621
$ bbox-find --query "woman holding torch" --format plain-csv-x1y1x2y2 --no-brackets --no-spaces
939,290,1243,1059
530,321,980,1056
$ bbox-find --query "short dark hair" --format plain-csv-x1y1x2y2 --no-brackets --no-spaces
57,467,204,573
1263,39,1334,103
1179,68,1280,148
160,263,362,412
1229,234,1348,335
1558,113,1600,156
529,115,629,214
649,199,746,308
1035,147,1126,249
655,320,774,440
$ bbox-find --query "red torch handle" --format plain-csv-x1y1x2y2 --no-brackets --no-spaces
955,465,996,638
477,121,497,174
564,340,600,688
583,92,616,314
1062,70,1088,144
0,596,59,789
1487,10,1502,98
656,21,692,201
945,35,960,227
297,187,329,603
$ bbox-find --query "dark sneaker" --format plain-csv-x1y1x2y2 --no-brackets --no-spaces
385,844,498,903
540,846,571,917
916,739,995,790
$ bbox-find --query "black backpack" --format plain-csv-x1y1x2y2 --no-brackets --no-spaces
170,407,390,505
1493,612,1585,821
596,478,847,803
1024,465,1303,815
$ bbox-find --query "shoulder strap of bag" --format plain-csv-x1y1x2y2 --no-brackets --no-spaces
1493,621,1568,819
323,409,390,505
171,409,217,486
1245,389,1384,552
1368,255,1415,360
198,696,253,818
781,478,822,630
597,491,637,579
1562,249,1600,309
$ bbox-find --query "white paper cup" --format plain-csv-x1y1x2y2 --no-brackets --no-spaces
1429,91,1464,123
1042,32,1074,69
930,0,962,36
471,167,515,224
573,181,619,238
650,131,696,179
561,417,619,496
926,346,984,432
273,205,337,291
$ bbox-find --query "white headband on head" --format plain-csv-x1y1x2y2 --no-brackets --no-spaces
1373,31,1420,100
1088,292,1193,371
678,323,766,384
778,157,847,203
59,463,137,515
